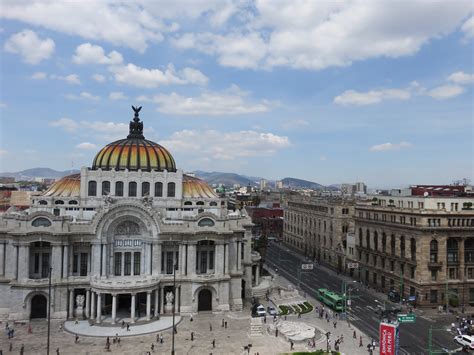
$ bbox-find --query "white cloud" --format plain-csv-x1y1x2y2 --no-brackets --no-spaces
49,118,79,132
369,141,412,152
447,71,474,85
4,29,54,64
461,15,474,40
427,85,464,100
92,74,106,83
162,129,290,160
72,43,123,65
172,1,472,70
75,142,97,150
334,88,410,106
109,92,128,100
320,156,327,161
110,63,208,88
281,119,310,129
139,87,270,115
51,74,81,85
65,92,100,101
0,149,8,155
31,71,47,80
0,102,7,108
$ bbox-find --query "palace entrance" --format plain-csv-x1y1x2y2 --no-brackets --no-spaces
31,294,47,319
198,289,212,311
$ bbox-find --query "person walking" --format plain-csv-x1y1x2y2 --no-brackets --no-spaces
353,330,357,339
151,344,154,352
212,339,215,348
359,335,363,347
209,323,212,331
56,348,60,355
19,345,24,355
156,334,159,343
224,321,227,329
75,334,79,344
221,318,224,327
191,332,194,341
290,341,294,350
160,334,163,344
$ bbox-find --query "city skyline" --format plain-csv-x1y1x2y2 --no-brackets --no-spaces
1,1,473,187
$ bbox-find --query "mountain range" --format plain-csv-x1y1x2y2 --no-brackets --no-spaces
1,167,331,189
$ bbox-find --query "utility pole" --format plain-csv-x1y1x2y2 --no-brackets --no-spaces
400,269,404,305
47,267,52,355
171,262,178,355
445,279,449,314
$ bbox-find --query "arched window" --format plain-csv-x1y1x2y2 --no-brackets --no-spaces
115,181,124,196
400,236,405,258
198,218,215,227
374,231,378,251
54,200,64,205
154,182,163,197
410,238,416,261
167,182,175,197
390,235,396,256
447,238,458,263
358,228,363,246
366,229,371,250
142,182,150,196
38,200,47,205
196,201,205,206
69,200,78,205
430,240,438,262
32,217,52,227
102,181,110,195
128,182,137,197
382,233,387,253
184,201,192,206
88,181,97,196
210,201,218,206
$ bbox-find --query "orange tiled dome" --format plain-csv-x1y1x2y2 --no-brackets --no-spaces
183,175,218,198
91,106,176,172
42,173,81,197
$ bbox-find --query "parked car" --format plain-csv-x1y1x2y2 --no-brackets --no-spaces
454,334,474,350
267,306,277,316
388,290,400,303
252,304,266,317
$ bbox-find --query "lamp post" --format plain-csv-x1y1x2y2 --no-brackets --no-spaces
171,262,178,355
47,267,52,355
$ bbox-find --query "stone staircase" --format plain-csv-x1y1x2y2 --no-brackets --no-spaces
249,317,264,336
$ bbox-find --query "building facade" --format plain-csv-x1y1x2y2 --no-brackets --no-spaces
0,108,256,322
283,197,355,272
355,195,474,308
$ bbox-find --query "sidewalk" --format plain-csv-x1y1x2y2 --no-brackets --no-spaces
266,266,379,355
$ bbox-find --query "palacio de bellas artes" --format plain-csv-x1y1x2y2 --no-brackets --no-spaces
0,107,260,323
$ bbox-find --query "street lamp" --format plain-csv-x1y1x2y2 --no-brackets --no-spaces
47,267,52,355
171,262,178,355
325,331,331,352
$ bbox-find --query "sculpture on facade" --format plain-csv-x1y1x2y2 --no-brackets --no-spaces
75,294,85,318
142,196,153,209
103,193,115,207
165,291,174,305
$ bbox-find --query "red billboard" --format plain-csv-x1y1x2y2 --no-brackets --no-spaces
379,322,399,355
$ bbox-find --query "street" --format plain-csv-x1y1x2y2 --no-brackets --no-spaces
265,242,462,355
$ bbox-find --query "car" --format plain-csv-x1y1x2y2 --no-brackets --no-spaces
267,306,277,316
454,335,474,350
388,290,400,303
255,305,266,317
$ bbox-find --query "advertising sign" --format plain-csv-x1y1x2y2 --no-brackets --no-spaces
379,322,400,355
301,263,314,270
347,262,359,269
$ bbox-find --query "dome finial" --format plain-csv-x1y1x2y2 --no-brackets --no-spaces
128,105,144,138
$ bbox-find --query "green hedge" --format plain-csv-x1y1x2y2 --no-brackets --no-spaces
299,302,314,314
279,305,290,315
283,351,340,355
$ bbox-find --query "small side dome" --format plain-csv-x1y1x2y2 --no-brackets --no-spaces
42,174,80,197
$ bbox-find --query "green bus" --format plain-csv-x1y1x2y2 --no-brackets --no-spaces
317,288,344,312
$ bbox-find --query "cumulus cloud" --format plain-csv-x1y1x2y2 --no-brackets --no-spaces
92,74,106,83
73,43,123,65
0,149,8,155
447,71,474,85
31,71,47,80
75,142,97,150
461,15,474,40
369,141,412,152
161,130,290,160
281,119,310,129
109,92,128,100
334,88,410,106
427,85,464,100
109,63,208,88
65,91,100,100
49,118,79,132
50,118,129,141
138,87,270,115
4,29,54,64
0,102,6,108
52,74,81,85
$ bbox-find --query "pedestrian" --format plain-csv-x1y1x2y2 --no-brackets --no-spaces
127,323,130,331
174,326,177,334
118,337,121,345
224,321,227,329
9,343,12,352
298,312,301,318
19,344,24,355
156,334,159,343
191,331,194,341
290,341,294,350
359,335,363,347
190,313,193,322
284,315,287,320
263,315,266,324
353,330,356,339
122,320,125,328
222,318,225,327
75,334,79,344
58,324,63,332
106,337,110,345
276,328,279,337
56,348,60,355
75,319,78,325
160,334,163,344
209,323,212,331
212,339,216,348
151,343,154,352
333,321,337,329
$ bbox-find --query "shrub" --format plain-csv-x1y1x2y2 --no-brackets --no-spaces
279,305,290,315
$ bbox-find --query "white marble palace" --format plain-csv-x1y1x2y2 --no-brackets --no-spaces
0,107,260,322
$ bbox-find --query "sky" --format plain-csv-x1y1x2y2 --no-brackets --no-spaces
0,0,473,188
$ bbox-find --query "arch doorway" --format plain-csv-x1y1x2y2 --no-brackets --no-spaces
31,294,47,319
198,289,212,312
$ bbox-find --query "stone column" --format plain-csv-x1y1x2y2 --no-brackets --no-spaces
236,241,241,271
215,244,224,275
52,245,62,280
62,245,69,278
224,243,229,274
176,286,180,313
187,244,196,275
69,289,74,319
145,243,152,275
154,289,159,317
101,244,107,277
17,245,29,280
146,291,151,320
92,244,101,275
0,242,5,276
90,292,96,320
85,289,91,318
179,244,186,275
153,243,162,275
96,293,102,324
111,294,117,324
160,287,164,314
130,294,136,323
255,264,260,285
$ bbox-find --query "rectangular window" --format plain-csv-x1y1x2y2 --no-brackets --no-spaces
114,252,122,276
80,253,88,276
470,288,474,303
390,261,394,272
431,269,437,281
41,253,50,278
430,290,438,303
449,268,458,279
34,253,40,273
410,266,415,279
124,252,131,276
73,254,78,273
161,252,165,274
166,252,174,274
134,252,141,275
200,251,207,274
209,250,214,270
467,268,474,279
115,181,124,196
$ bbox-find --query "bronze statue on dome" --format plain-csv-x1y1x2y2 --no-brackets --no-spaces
128,105,144,139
